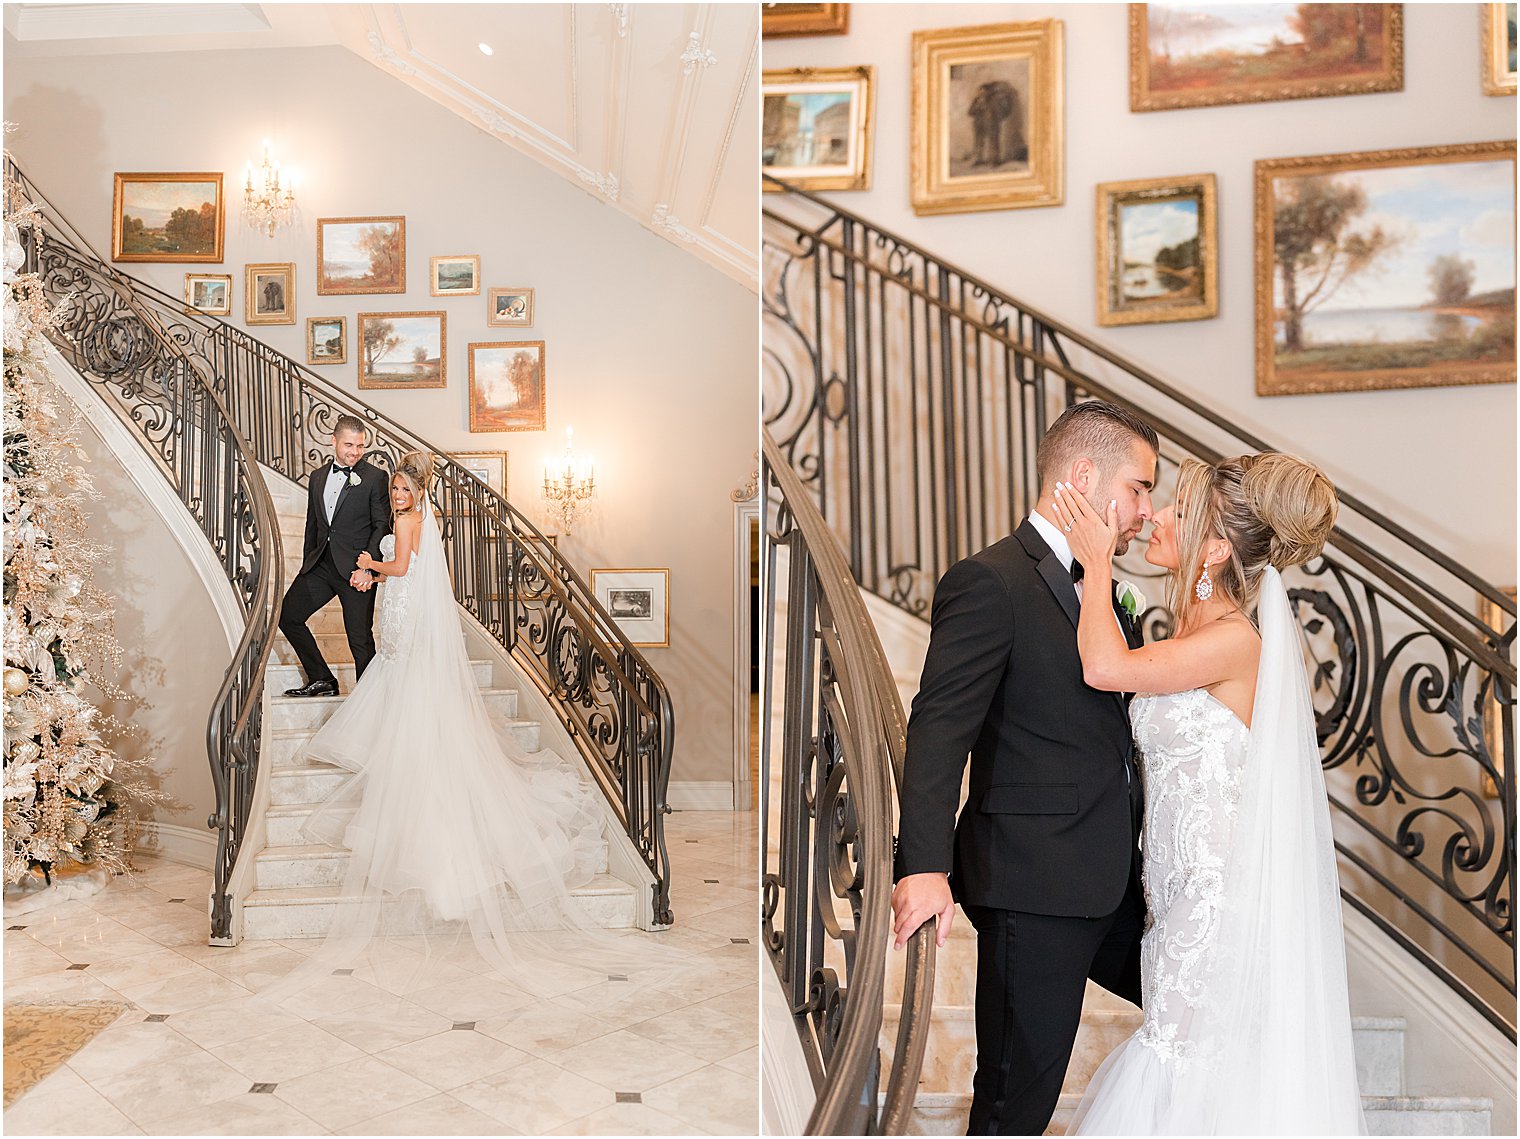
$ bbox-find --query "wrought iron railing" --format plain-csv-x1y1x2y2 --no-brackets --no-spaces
8,162,282,940
762,429,934,1134
15,165,677,931
764,178,1516,1043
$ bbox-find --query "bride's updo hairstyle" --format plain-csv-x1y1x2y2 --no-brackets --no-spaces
1169,452,1338,631
391,450,435,521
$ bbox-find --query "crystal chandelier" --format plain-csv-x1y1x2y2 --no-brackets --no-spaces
243,140,295,237
542,426,596,533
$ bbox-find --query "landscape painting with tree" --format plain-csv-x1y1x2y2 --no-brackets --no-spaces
1097,174,1218,326
1131,3,1403,111
112,173,223,262
469,341,546,432
317,216,406,295
357,311,445,389
1255,141,1516,395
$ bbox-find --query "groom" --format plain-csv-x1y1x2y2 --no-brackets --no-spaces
278,415,392,697
891,400,1159,1135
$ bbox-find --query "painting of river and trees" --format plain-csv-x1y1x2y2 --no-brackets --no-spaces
1130,4,1403,111
317,216,406,295
1255,142,1515,395
1097,174,1218,326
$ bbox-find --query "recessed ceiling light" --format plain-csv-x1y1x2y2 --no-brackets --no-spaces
478,42,493,56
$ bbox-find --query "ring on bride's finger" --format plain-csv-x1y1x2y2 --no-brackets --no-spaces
1063,523,1072,532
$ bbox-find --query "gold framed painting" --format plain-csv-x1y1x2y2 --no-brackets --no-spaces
357,311,446,389
1479,586,1516,797
431,255,480,297
1255,140,1516,396
183,273,231,316
451,450,508,497
112,172,224,263
1483,3,1517,95
1130,4,1404,112
306,316,347,366
316,216,406,295
469,341,546,432
762,3,849,38
487,287,535,328
591,568,670,649
762,66,875,192
244,263,295,325
910,20,1064,216
1096,174,1218,327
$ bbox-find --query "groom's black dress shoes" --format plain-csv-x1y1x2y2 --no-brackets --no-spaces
283,679,339,698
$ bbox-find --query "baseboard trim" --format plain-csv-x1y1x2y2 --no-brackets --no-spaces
136,822,217,872
669,781,736,811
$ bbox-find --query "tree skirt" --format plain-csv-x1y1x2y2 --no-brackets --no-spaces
4,1001,133,1106
3,866,111,917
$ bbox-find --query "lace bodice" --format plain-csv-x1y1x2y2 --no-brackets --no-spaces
376,532,411,660
1129,688,1250,1067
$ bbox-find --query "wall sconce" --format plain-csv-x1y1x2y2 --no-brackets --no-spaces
243,139,296,237
543,426,596,533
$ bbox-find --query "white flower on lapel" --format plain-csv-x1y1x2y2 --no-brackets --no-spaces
348,472,361,487
1117,580,1146,621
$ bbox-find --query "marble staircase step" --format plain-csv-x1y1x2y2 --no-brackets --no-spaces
887,1004,1406,1101
265,803,355,846
267,628,473,669
254,835,611,891
241,873,638,940
266,686,523,733
901,1091,1491,1136
265,658,494,691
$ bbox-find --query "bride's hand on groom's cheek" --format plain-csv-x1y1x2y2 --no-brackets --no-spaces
1052,482,1119,565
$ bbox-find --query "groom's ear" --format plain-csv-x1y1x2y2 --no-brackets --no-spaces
1069,457,1094,495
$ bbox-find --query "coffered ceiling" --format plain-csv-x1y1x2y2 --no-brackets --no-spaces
3,3,760,290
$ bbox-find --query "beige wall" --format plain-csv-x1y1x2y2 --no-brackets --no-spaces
764,2,1516,583
5,41,758,791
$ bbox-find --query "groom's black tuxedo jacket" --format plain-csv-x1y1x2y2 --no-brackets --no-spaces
300,458,392,578
895,519,1145,918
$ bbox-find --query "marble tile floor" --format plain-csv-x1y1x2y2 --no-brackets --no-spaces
4,810,760,1136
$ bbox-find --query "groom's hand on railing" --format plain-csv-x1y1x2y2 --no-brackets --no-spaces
892,872,954,949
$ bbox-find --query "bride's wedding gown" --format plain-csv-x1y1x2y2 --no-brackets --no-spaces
262,501,667,998
1070,568,1367,1135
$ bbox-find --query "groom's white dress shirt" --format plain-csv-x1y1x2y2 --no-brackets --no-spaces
323,463,350,523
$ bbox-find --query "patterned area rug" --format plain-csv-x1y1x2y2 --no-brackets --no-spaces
4,1001,132,1106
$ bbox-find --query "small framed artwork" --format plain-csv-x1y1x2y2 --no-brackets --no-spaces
183,273,231,316
763,3,849,38
1096,174,1218,327
357,311,446,389
1129,4,1403,113
911,20,1064,216
306,316,347,365
112,172,224,262
1255,140,1515,396
487,287,535,328
451,450,508,497
1483,3,1517,95
469,341,546,432
1479,586,1516,797
762,66,875,192
316,216,406,295
245,263,295,325
431,255,481,296
591,568,670,648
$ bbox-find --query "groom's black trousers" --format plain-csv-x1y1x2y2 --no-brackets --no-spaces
278,553,378,684
962,869,1144,1136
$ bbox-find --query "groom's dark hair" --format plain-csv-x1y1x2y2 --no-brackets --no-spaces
333,414,367,439
1036,400,1158,490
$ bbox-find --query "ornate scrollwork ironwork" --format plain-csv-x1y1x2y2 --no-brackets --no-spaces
763,177,1515,1047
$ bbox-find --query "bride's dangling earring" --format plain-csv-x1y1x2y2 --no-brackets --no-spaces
1195,565,1214,602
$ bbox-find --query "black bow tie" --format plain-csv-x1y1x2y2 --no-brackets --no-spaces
1070,559,1084,584
332,464,353,475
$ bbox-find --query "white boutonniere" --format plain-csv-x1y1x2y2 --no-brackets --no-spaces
1117,580,1145,622
348,472,361,487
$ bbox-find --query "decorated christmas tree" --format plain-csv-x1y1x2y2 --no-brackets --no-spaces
3,158,155,887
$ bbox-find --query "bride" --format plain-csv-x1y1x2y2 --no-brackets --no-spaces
266,450,666,997
1050,453,1365,1135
